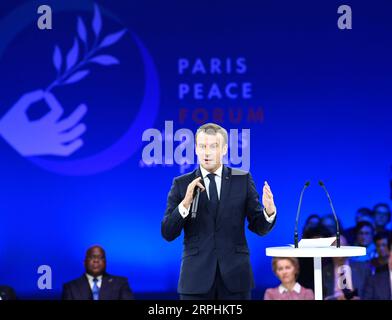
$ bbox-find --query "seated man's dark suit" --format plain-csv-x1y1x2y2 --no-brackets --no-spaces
322,260,371,299
161,165,276,297
62,273,134,300
363,265,391,300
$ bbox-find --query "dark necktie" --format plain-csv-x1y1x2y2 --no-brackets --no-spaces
207,173,219,218
92,278,100,300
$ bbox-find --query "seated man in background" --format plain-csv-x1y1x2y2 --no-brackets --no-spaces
363,237,392,300
62,245,134,300
264,257,314,300
0,285,17,300
351,221,377,263
370,232,390,273
343,207,374,245
372,203,391,236
301,214,321,235
323,235,371,300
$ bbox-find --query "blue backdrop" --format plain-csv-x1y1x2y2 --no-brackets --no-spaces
0,0,391,299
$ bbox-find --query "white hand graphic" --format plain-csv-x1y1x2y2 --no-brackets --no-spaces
0,90,87,156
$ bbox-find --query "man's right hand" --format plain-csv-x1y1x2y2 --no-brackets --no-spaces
181,177,205,210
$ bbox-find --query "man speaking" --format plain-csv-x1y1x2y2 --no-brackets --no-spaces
161,123,277,300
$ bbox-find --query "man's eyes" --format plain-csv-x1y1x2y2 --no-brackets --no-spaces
198,144,218,149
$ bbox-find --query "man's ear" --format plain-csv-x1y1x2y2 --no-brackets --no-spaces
222,143,228,156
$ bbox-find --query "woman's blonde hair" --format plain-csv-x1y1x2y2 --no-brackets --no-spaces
272,257,300,280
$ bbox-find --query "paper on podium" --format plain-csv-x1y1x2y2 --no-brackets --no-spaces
297,237,337,248
289,237,337,248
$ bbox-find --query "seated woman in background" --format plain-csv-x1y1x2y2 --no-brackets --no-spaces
264,257,314,300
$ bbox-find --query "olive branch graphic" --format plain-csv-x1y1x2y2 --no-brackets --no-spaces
46,4,126,92
0,4,130,159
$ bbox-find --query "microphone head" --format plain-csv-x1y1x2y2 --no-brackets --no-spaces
304,181,310,187
318,180,324,187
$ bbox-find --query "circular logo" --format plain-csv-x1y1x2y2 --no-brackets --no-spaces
0,1,159,175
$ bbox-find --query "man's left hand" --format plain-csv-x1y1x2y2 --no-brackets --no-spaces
262,181,276,216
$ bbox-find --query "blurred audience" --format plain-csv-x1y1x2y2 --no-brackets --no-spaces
372,203,391,236
264,257,314,300
302,214,321,235
343,207,374,245
320,213,343,236
370,232,391,274
351,221,376,262
363,238,392,300
323,236,370,300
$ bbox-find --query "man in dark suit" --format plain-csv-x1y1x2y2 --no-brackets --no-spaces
0,285,17,300
363,265,391,300
62,245,134,300
363,237,392,300
161,123,277,300
323,259,371,300
322,235,371,300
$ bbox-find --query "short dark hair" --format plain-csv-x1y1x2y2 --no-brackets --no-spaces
355,221,374,234
85,245,106,259
374,231,391,249
373,203,391,222
320,213,344,233
356,207,373,217
195,123,228,145
304,214,321,225
302,224,333,239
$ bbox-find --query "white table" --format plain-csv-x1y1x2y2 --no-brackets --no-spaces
265,246,366,300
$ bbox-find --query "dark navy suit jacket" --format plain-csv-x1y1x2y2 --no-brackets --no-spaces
322,260,371,299
363,266,391,300
161,165,276,294
62,273,134,300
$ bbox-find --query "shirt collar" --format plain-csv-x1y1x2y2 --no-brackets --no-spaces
278,282,301,294
85,273,103,282
200,165,223,179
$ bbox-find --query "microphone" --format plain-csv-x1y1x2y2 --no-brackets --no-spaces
191,175,204,219
319,180,340,248
294,181,310,248
191,187,201,219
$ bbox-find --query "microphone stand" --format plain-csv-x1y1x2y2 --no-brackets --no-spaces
319,181,340,248
294,181,310,248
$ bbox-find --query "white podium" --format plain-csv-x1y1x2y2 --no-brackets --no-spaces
265,246,366,300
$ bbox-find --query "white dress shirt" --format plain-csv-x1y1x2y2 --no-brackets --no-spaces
85,273,103,290
199,164,223,200
178,165,276,223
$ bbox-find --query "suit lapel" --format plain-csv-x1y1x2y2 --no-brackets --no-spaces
216,165,231,226
77,275,92,300
99,274,112,300
195,165,231,222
